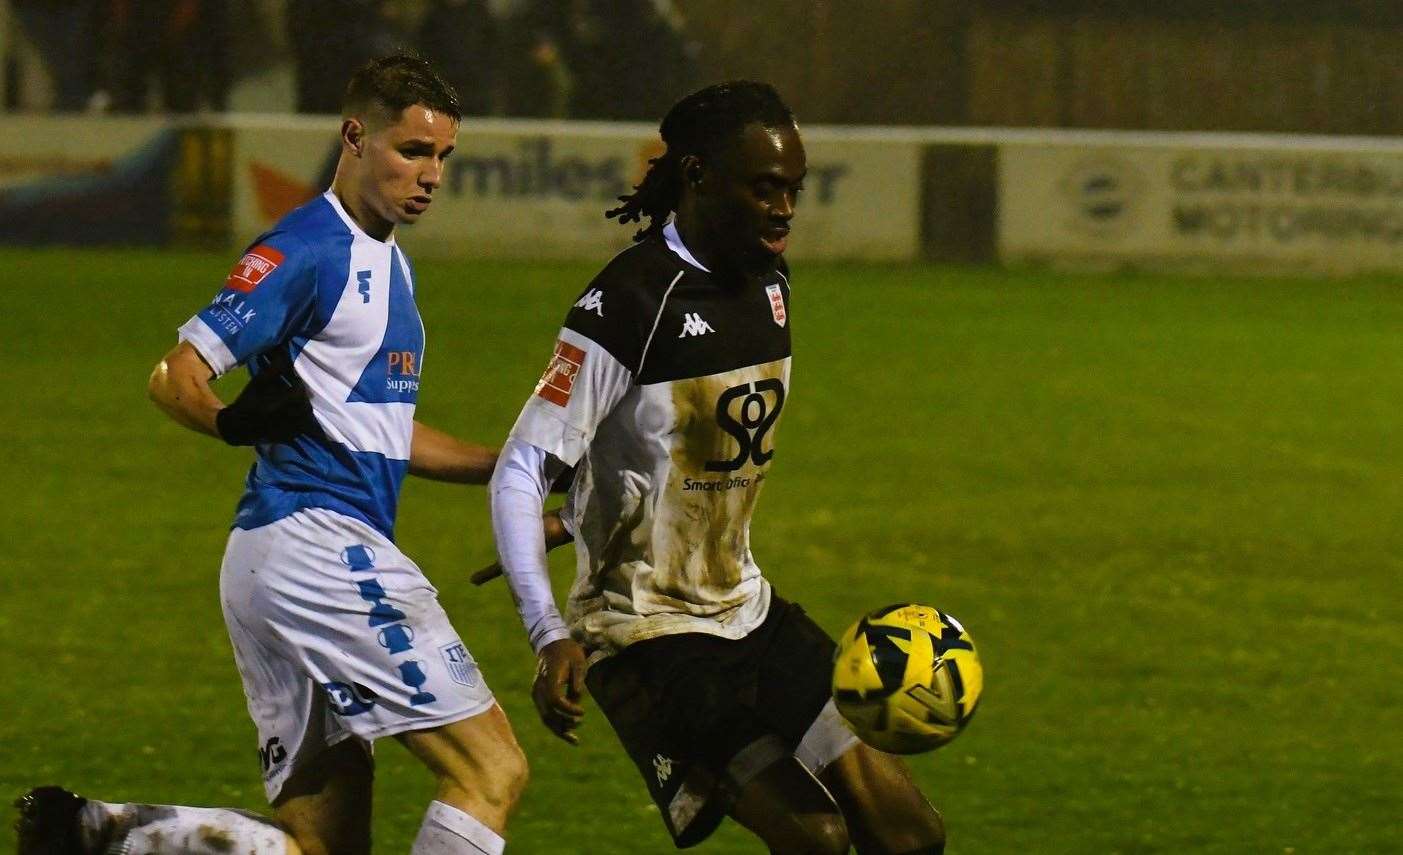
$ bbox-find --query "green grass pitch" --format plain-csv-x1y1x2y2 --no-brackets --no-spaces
1,247,1399,853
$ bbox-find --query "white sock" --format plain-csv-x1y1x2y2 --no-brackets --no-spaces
412,800,506,855
85,801,290,855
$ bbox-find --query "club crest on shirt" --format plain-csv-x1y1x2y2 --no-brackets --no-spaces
536,339,586,406
765,283,787,327
226,245,285,293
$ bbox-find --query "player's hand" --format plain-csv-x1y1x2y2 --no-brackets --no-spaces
216,350,321,446
533,638,587,745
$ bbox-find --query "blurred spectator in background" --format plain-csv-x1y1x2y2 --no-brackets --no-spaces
499,0,572,117
7,0,694,117
559,0,695,120
11,0,102,111
288,0,410,113
501,0,695,120
101,0,231,112
416,0,497,116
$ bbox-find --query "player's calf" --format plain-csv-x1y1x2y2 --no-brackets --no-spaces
821,744,947,855
398,705,529,854
411,740,527,855
270,738,372,855
847,804,945,855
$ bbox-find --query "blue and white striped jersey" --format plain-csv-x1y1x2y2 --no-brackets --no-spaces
179,191,424,540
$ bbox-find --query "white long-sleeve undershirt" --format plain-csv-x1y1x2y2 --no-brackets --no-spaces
489,436,572,654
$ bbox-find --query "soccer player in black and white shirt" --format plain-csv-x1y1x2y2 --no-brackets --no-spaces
491,82,949,853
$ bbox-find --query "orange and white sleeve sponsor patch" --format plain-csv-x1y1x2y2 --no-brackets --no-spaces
536,339,586,406
225,244,285,293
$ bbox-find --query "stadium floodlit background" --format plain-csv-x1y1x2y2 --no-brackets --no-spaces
1,2,1400,852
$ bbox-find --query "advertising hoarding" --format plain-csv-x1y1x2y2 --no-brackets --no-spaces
231,119,922,262
999,139,1403,273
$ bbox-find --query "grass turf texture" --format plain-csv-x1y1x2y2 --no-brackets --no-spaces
0,248,1399,854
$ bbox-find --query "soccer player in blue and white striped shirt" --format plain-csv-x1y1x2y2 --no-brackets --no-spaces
18,55,524,855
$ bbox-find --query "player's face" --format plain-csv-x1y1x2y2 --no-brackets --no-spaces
355,104,457,233
698,122,806,273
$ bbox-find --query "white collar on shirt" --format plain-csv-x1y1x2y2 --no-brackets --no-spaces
663,220,710,273
324,190,397,246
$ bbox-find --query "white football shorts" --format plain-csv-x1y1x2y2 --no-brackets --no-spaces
219,508,496,801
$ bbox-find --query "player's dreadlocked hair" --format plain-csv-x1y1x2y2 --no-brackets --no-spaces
607,81,796,242
343,53,462,124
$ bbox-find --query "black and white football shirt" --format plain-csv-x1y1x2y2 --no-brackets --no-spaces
507,222,793,656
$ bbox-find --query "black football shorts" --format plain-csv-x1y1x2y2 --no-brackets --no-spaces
585,594,851,847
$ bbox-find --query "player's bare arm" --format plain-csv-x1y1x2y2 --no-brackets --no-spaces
149,341,318,447
408,420,497,483
147,340,222,438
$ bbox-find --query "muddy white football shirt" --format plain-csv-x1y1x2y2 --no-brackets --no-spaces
495,222,793,658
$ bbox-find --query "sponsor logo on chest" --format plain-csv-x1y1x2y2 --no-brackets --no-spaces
341,263,426,404
386,350,420,394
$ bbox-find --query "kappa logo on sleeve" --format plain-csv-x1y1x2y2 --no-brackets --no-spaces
574,288,605,317
225,245,286,293
535,339,586,406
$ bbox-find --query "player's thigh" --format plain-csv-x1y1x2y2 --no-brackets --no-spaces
395,703,528,813
820,743,945,854
271,738,374,855
728,756,850,855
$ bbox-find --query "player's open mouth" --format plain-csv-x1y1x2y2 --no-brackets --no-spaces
405,196,431,214
760,227,790,255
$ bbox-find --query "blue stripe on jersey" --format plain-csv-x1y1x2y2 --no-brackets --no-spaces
233,434,409,539
347,247,423,404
